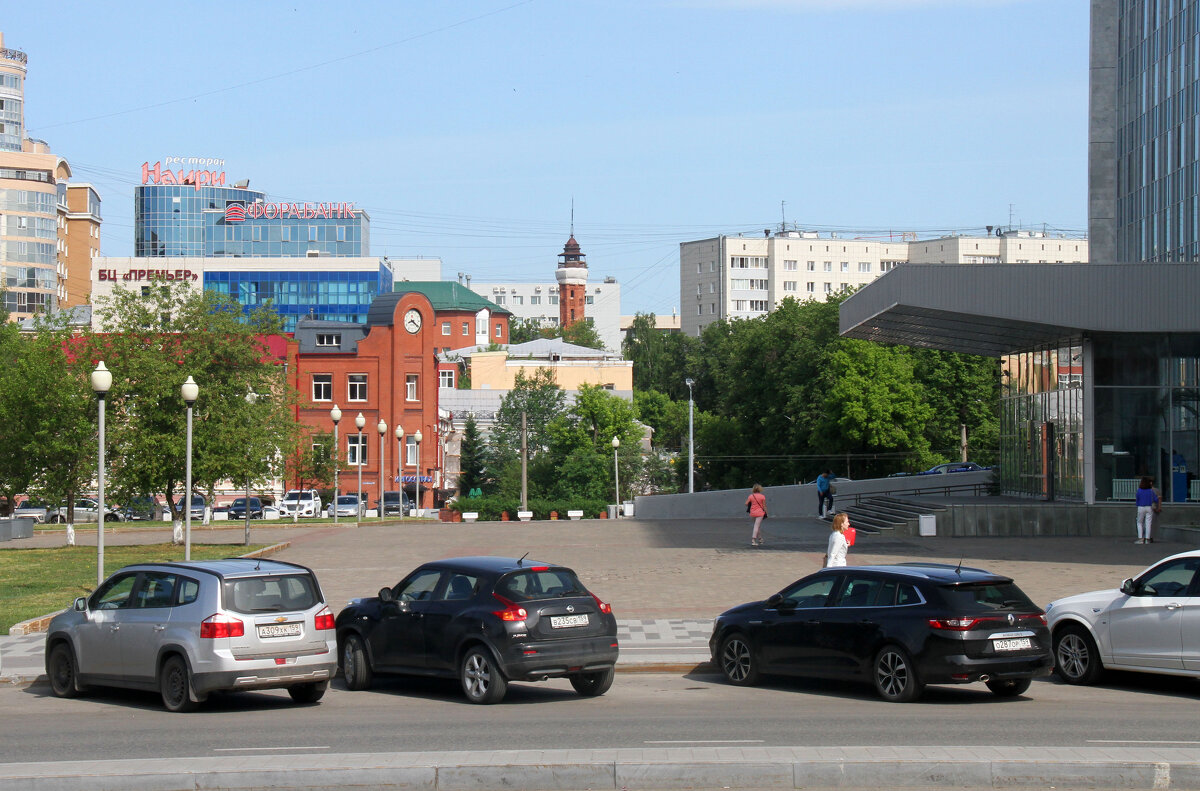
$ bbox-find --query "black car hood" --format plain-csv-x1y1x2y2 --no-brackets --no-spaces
718,600,766,618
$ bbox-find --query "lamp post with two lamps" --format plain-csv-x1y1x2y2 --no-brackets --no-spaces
355,413,365,526
612,436,620,519
181,376,198,561
377,418,387,521
90,362,112,585
685,377,695,494
330,405,341,525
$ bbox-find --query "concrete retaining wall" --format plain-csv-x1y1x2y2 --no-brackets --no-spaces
900,503,1200,539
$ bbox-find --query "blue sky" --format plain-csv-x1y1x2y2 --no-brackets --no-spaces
5,0,1089,317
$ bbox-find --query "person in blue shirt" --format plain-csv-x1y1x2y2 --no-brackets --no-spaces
1134,476,1161,544
816,470,834,518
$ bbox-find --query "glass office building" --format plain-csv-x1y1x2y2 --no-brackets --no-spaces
135,185,266,257
203,263,392,332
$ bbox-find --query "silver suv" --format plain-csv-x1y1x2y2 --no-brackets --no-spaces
44,558,338,712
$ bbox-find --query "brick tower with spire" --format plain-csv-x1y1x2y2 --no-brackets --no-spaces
555,233,588,329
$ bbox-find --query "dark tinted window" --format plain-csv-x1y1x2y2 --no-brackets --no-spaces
224,574,319,613
178,577,200,605
1135,557,1200,597
91,572,138,610
496,568,586,601
135,571,177,608
937,582,1035,611
780,576,836,608
897,583,922,605
832,576,886,608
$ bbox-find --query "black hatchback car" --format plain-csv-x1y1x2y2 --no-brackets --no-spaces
335,556,619,704
228,497,263,520
710,563,1052,702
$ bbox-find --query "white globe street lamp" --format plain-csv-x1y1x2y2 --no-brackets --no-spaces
685,377,695,494
376,418,387,521
330,405,342,525
181,376,199,561
243,390,257,545
90,362,112,584
612,436,621,519
354,413,365,526
394,424,404,518
413,429,423,516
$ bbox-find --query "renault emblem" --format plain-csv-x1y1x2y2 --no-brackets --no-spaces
1007,613,1016,626
566,605,575,613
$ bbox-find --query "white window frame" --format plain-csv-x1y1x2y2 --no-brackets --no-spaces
406,374,418,401
347,374,367,402
439,369,456,388
441,322,451,336
312,374,332,402
347,434,367,466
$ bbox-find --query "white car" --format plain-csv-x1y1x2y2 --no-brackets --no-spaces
326,495,365,518
1046,550,1200,684
48,498,124,524
279,490,322,518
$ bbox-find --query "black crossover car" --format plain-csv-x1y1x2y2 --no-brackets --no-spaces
710,563,1052,702
335,556,619,704
228,497,264,520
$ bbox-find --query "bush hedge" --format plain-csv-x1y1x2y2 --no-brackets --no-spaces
448,495,609,521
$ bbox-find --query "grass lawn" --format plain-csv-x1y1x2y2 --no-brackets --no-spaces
0,543,266,634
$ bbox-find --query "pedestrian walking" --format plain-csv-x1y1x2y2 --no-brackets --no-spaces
824,513,851,567
816,470,834,518
746,484,767,547
1134,476,1161,544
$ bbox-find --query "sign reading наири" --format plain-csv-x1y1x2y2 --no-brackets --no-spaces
141,157,226,191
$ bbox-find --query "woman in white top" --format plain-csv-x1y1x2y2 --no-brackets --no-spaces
824,513,850,568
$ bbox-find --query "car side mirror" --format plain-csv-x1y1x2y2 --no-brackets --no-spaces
1120,578,1137,596
378,587,395,603
767,593,795,611
73,596,88,612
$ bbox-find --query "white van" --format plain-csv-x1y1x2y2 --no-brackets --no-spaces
279,490,322,518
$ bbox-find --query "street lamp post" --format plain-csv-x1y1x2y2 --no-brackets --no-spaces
355,413,365,526
330,405,341,525
181,376,199,561
244,390,257,545
612,436,620,519
90,362,112,586
394,424,404,518
685,377,695,494
377,418,387,521
413,429,423,516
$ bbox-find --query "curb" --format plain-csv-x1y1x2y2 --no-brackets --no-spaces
6,541,292,636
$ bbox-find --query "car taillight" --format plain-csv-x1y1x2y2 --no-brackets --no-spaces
591,592,612,615
314,606,335,631
200,613,244,638
928,617,984,631
1019,614,1047,626
491,593,527,622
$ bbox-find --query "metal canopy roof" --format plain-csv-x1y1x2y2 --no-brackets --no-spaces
839,262,1200,357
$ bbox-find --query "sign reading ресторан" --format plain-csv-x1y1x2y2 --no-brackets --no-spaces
224,201,359,222
141,157,226,191
97,267,200,283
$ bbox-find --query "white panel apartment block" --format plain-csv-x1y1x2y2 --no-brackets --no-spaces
467,280,622,352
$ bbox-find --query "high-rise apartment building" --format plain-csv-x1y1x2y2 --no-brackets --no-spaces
1089,0,1200,262
680,231,1087,336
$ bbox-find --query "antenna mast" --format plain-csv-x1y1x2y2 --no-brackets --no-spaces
570,197,575,236
780,200,786,234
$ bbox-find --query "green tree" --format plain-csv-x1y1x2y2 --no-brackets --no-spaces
622,313,696,397
92,280,300,524
456,413,489,495
293,430,337,493
490,367,566,463
542,384,644,500
0,317,38,514
561,319,605,350
911,349,1001,467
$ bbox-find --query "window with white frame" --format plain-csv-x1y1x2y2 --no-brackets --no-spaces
749,300,768,311
312,374,332,402
840,261,849,272
462,321,470,334
495,295,506,305
406,374,418,401
807,261,816,271
749,279,768,290
783,281,797,291
823,261,832,272
347,434,367,466
549,295,559,304
441,322,450,335
696,262,702,273
733,300,747,310
784,259,798,271
315,333,341,347
530,295,541,305
709,282,715,293
439,369,455,388
731,278,749,290
495,323,503,338
696,305,702,315
348,374,367,402
824,282,833,293
858,262,871,272
512,295,523,305
405,436,418,466
806,282,815,293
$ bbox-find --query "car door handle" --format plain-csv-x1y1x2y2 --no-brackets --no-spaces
805,620,821,625
1165,602,1182,610
109,625,120,632
153,625,166,631
859,619,876,625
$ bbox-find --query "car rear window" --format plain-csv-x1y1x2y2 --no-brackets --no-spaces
938,582,1036,611
223,574,320,614
496,568,587,602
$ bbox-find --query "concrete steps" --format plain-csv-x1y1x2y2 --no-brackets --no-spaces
841,496,946,535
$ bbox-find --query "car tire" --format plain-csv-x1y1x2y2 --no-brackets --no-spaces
50,514,63,524
985,677,1032,697
873,645,924,702
341,634,373,691
160,655,199,713
1053,623,1103,685
569,667,615,697
47,643,83,698
718,633,760,686
287,680,328,704
460,645,507,704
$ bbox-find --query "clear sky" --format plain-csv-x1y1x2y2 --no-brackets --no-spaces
4,0,1089,317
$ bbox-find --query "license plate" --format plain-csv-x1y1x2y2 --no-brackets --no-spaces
258,623,301,638
550,614,589,629
993,637,1032,651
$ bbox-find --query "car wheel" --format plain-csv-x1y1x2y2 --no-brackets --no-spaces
341,634,373,691
47,643,82,698
160,655,199,712
1053,624,1103,685
287,680,328,704
569,667,614,697
718,633,760,686
873,645,924,702
50,514,63,523
985,678,1032,697
460,646,507,704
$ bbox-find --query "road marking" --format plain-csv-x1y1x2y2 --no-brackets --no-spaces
1088,740,1200,745
644,740,764,744
214,746,331,752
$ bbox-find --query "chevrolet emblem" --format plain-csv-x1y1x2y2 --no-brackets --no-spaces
275,616,288,623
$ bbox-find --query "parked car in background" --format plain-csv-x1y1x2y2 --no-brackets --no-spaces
918,462,987,475
279,490,321,518
121,497,158,522
261,505,281,520
377,490,411,517
49,499,124,523
326,495,365,519
210,505,229,521
336,556,619,704
228,497,264,521
710,563,1052,702
188,494,206,521
44,558,337,712
1047,550,1200,686
14,499,51,523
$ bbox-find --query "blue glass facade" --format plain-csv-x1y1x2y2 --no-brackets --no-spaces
135,185,266,257
202,209,368,257
202,263,393,332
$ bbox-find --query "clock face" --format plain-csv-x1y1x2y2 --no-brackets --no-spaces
404,308,422,334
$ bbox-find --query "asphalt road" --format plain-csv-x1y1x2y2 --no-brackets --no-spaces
4,670,1199,763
